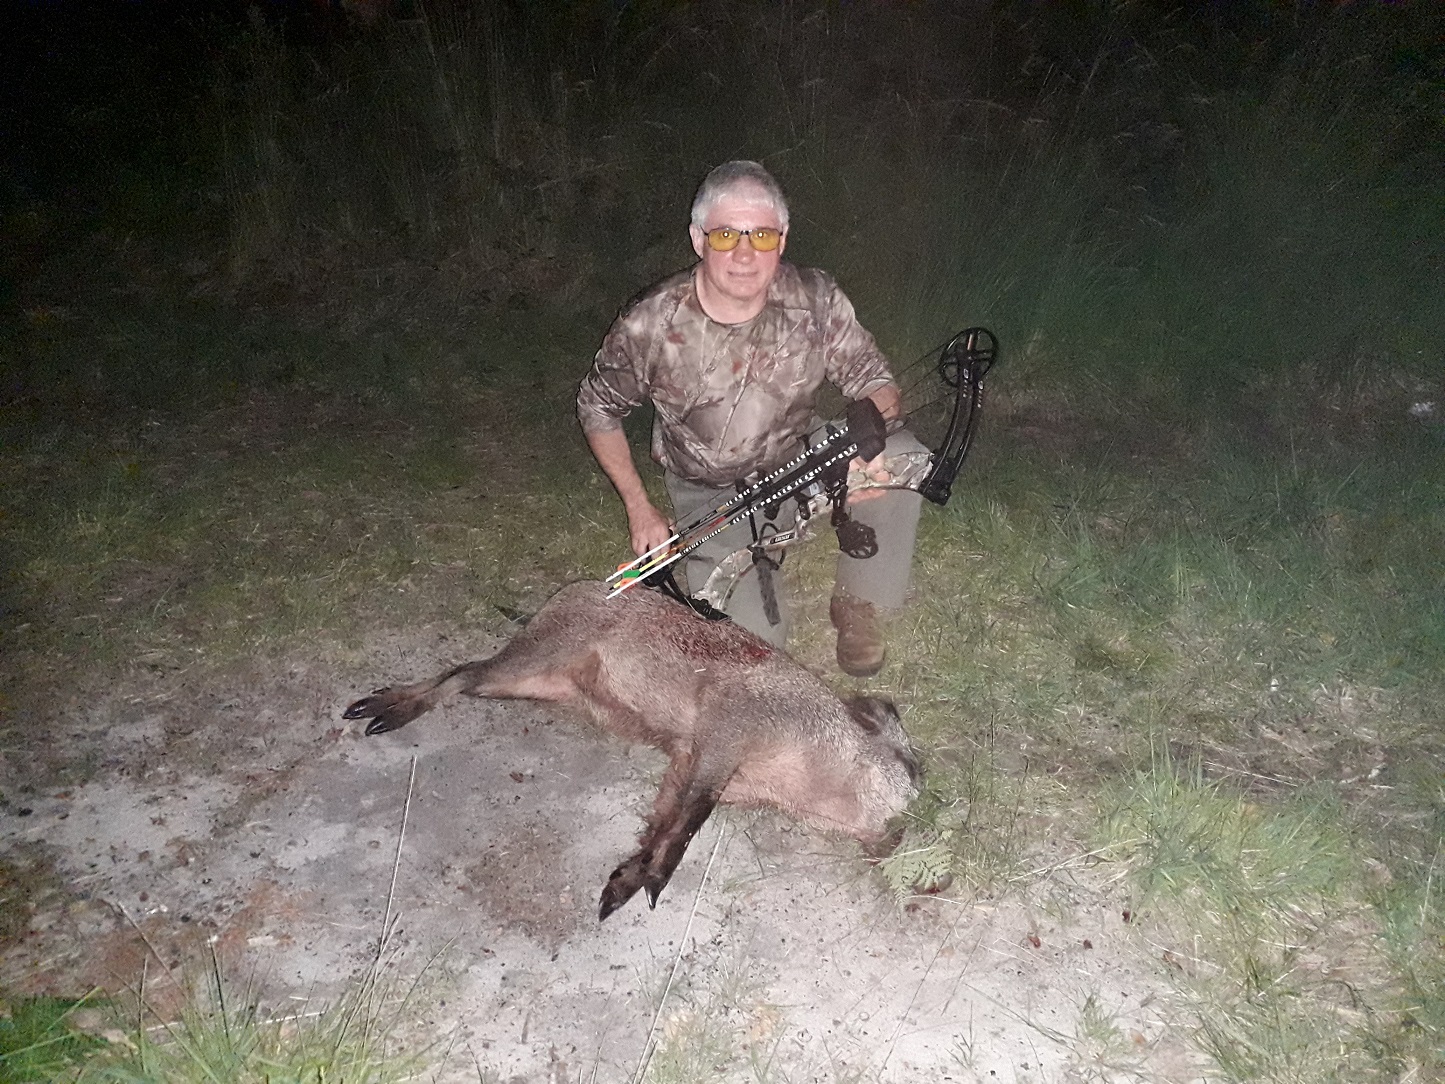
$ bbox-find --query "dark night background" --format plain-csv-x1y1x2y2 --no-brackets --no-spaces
2,0,1440,419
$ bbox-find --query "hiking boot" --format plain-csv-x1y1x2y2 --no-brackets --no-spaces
830,592,887,677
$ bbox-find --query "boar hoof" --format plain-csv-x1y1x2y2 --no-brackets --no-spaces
342,695,384,720
345,692,428,736
598,854,651,920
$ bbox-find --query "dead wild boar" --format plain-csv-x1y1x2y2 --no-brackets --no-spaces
343,580,920,920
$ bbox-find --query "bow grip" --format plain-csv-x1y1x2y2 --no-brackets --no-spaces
845,397,887,462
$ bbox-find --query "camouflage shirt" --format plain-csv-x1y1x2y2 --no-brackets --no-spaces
577,262,896,487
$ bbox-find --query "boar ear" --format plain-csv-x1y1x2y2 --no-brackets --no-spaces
845,695,899,734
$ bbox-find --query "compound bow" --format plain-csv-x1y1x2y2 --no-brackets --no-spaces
606,326,997,609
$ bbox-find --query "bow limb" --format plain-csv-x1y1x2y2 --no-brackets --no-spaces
913,326,996,506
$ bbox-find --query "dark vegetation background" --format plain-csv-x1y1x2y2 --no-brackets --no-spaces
4,0,1440,422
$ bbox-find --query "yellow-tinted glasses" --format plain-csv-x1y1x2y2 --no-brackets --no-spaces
702,226,783,252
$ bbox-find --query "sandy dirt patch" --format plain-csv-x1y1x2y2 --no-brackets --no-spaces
0,626,1203,1082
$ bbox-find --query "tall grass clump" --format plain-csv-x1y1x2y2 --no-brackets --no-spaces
1118,82,1444,436
875,378,1441,893
782,3,1445,444
888,423,1441,733
28,0,1431,424
215,3,611,303
65,952,435,1084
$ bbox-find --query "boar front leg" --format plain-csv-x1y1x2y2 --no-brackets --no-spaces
597,738,739,920
343,662,479,735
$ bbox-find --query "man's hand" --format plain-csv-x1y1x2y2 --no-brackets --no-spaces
626,499,674,556
585,428,677,556
847,451,894,505
847,384,903,505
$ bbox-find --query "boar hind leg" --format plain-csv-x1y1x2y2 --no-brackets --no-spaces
597,741,738,921
344,665,471,736
347,642,597,737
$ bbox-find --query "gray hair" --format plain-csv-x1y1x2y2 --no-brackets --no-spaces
690,160,790,231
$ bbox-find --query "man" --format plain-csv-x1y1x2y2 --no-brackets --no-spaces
576,161,924,677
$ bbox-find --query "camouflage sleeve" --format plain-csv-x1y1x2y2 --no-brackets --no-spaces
820,277,895,402
576,317,649,434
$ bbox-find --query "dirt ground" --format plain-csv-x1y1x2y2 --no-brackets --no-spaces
0,622,1207,1083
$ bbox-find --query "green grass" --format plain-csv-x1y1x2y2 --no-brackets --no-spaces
45,949,436,1084
0,301,621,675
0,996,106,1083
1,410,612,676
1092,764,1439,1082
850,412,1443,1078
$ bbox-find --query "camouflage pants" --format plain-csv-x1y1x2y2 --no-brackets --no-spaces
664,428,926,647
